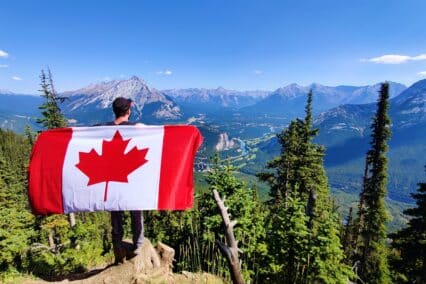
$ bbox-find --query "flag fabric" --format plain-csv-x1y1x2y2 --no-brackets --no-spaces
28,125,203,215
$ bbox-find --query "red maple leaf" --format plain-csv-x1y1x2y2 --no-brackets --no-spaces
75,130,149,201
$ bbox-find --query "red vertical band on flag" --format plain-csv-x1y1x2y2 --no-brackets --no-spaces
158,126,203,210
28,128,73,214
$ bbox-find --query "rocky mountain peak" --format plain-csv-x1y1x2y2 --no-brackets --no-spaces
215,86,228,92
393,79,426,105
274,83,306,98
129,75,142,81
309,82,324,89
61,76,181,122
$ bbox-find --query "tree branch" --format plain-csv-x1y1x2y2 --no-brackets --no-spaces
213,189,245,284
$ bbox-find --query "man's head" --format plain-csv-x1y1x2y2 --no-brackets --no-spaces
112,97,133,118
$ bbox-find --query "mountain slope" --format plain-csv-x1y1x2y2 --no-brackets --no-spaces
0,93,43,132
162,87,269,114
313,80,426,202
241,82,406,116
62,76,182,125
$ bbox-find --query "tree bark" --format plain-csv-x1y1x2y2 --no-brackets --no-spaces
69,213,76,227
48,230,55,252
213,189,244,284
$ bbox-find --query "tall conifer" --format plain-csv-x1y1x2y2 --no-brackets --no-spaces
260,90,352,283
37,69,67,129
36,69,76,251
355,82,392,283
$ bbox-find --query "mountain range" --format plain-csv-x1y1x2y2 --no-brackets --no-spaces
255,79,426,203
2,76,407,131
162,87,269,114
1,76,424,229
241,82,406,116
318,80,426,202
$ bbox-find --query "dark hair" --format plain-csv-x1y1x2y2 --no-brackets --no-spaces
112,97,132,118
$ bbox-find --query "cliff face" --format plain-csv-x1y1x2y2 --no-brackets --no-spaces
215,132,235,151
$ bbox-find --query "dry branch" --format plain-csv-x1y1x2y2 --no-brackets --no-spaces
213,189,244,284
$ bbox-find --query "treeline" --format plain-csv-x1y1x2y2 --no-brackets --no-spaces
0,72,425,283
1,70,114,281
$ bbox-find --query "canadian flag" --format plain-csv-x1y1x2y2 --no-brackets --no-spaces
28,125,203,215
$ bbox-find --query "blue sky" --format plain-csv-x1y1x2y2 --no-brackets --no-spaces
1,0,426,93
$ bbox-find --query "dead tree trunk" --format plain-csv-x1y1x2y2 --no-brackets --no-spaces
68,213,77,248
69,213,76,227
48,230,55,252
213,189,244,284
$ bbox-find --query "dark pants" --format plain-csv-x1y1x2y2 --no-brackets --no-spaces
111,210,144,250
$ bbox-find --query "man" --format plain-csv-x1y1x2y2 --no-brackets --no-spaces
96,97,144,264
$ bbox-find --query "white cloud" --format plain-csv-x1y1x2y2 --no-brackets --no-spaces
363,53,426,64
0,64,8,68
12,76,22,81
418,71,426,76
253,69,263,75
157,69,173,76
0,50,9,58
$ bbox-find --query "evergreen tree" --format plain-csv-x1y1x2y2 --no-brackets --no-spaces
342,207,356,263
257,119,304,204
36,68,69,249
355,82,392,283
267,192,310,282
37,69,67,129
24,124,35,147
308,203,353,284
259,90,352,283
390,166,426,283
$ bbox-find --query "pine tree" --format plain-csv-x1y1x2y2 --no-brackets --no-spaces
302,92,352,283
390,166,426,283
24,124,35,147
355,82,392,283
267,192,310,282
259,90,352,283
342,207,355,263
257,119,304,204
37,69,67,129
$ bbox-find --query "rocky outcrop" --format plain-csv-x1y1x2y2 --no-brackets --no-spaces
23,239,223,284
215,133,235,151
